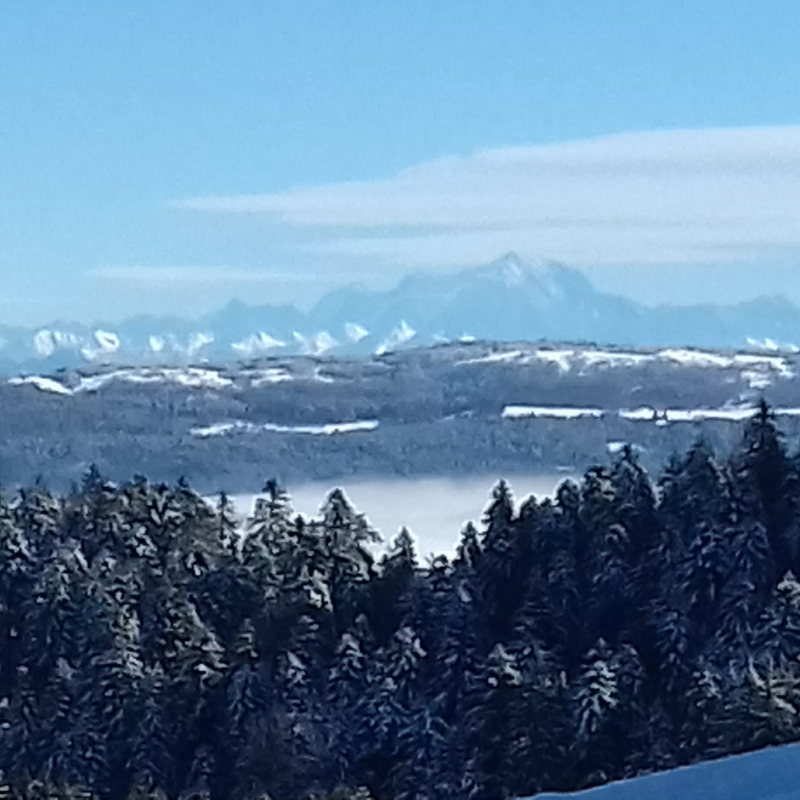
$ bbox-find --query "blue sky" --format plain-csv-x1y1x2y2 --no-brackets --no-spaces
4,1,800,324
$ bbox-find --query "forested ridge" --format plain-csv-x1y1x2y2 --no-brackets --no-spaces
2,404,800,799
3,339,799,492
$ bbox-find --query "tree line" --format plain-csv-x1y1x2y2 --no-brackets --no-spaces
1,402,800,799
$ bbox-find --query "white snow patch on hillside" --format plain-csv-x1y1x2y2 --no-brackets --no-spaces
531,349,575,373
666,407,756,422
503,405,604,419
657,348,794,379
120,373,166,385
263,420,379,435
732,352,794,378
190,419,379,438
620,407,658,421
168,368,232,389
658,348,732,368
580,350,651,368
251,368,293,386
74,367,233,393
191,422,240,438
456,349,523,366
742,369,772,389
622,405,800,423
523,348,649,372
76,370,170,392
76,373,118,392
506,403,771,424
491,345,797,383
8,376,72,396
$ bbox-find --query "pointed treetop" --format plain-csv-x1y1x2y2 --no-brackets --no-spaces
389,527,417,560
483,479,514,526
758,397,773,424
455,520,481,568
262,477,289,504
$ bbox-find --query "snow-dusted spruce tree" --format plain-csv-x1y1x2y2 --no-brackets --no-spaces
733,401,800,565
475,480,522,643
214,493,238,561
370,527,418,646
243,479,295,574
320,489,380,635
216,619,272,799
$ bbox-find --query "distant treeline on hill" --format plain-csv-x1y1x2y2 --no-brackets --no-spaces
3,404,800,799
4,340,800,491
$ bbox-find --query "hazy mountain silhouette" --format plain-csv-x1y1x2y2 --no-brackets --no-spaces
2,253,800,371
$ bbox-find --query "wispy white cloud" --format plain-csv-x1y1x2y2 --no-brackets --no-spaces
174,125,800,267
87,266,323,286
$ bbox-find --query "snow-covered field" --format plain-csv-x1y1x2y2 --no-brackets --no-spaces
191,419,379,438
533,743,800,799
503,403,800,424
8,367,235,395
503,405,605,419
225,473,572,557
459,344,796,383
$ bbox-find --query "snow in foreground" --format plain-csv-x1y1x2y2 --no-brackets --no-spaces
533,742,800,799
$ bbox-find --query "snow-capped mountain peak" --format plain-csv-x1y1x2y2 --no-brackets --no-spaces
495,251,527,286
231,332,285,358
344,322,369,343
476,251,592,302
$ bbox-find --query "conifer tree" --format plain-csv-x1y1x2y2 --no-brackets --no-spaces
215,493,238,560
372,528,417,644
320,490,379,633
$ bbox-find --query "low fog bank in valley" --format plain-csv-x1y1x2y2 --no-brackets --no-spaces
226,472,573,557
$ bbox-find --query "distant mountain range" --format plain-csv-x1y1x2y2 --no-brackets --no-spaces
3,253,800,373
